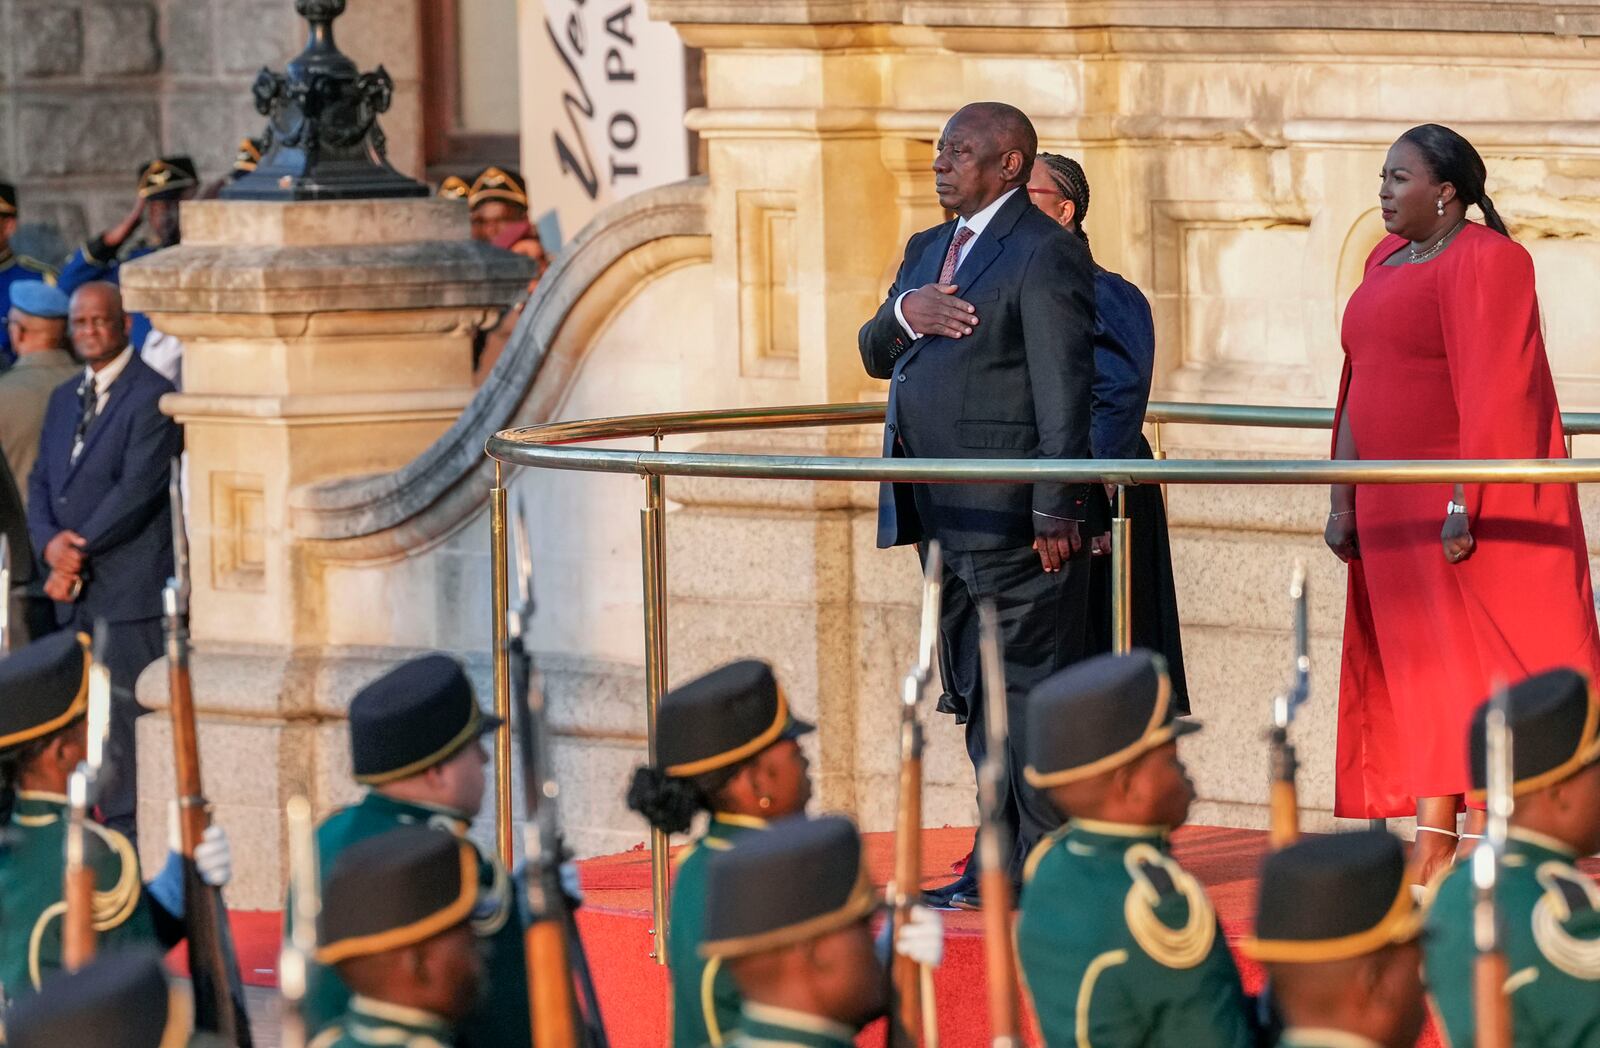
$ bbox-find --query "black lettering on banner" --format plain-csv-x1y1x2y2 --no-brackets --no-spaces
605,4,635,45
605,48,635,82
545,16,599,199
609,112,638,150
566,11,586,54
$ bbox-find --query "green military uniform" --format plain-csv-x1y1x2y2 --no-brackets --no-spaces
726,1002,856,1048
1426,828,1600,1046
670,813,766,1048
1423,666,1600,1048
310,996,457,1048
1016,819,1255,1048
296,654,530,1048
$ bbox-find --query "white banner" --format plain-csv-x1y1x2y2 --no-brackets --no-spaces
518,0,690,249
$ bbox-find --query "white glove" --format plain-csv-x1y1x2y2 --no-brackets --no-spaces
894,904,945,968
167,800,232,888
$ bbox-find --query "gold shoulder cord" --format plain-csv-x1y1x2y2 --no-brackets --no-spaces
1122,843,1215,970
84,823,142,929
1531,861,1600,979
701,956,726,1047
471,857,512,938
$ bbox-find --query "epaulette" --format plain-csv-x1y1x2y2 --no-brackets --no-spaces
1122,842,1215,969
1021,822,1073,885
1532,860,1600,979
15,256,57,282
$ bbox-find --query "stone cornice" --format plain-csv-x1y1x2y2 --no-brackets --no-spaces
287,177,712,551
651,0,1600,34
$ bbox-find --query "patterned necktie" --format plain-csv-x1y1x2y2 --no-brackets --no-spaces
939,226,975,284
71,375,97,464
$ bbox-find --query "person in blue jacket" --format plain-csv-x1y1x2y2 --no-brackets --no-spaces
0,182,60,368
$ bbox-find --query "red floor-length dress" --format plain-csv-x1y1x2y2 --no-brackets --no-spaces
1334,222,1600,818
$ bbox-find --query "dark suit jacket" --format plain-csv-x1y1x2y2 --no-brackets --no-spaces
27,353,180,624
859,188,1097,551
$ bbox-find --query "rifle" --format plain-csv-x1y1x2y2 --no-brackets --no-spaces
1,533,11,654
1473,683,1514,1048
62,621,113,970
164,462,254,1046
1267,562,1310,849
890,541,942,1048
975,601,1019,1048
278,795,320,1048
507,494,608,1048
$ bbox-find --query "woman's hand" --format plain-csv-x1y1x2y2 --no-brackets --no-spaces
1325,511,1360,562
1441,512,1474,564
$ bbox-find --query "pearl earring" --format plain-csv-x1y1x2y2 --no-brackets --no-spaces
1436,198,1445,216
758,796,772,810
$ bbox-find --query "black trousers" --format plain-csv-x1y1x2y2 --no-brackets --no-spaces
69,614,163,844
926,542,1092,880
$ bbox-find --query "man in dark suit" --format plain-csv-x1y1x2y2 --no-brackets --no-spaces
859,102,1098,906
27,281,180,840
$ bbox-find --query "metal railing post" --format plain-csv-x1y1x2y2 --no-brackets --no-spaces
1110,484,1133,653
489,463,515,868
640,435,671,964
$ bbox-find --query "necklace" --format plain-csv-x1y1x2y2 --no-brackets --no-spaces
1408,219,1466,263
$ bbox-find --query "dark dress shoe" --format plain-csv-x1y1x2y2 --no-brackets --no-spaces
920,869,976,909
949,883,1021,911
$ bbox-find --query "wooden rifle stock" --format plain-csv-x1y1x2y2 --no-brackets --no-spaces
528,912,579,1048
62,768,96,971
978,866,1018,1046
1267,563,1309,851
1267,729,1299,850
1474,684,1514,1048
890,732,924,1047
975,602,1020,1048
1473,950,1512,1048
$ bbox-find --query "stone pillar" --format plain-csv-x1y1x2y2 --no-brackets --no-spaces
120,199,532,906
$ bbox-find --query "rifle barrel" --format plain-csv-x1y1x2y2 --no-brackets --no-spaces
976,602,1020,1046
62,766,96,971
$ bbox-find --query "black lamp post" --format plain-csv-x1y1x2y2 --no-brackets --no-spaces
223,0,428,200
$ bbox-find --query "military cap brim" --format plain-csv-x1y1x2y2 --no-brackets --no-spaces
1467,668,1600,802
468,166,529,210
0,182,16,217
317,826,478,965
0,631,91,751
1241,829,1422,963
10,280,69,320
137,156,199,200
349,654,501,785
701,814,879,959
7,947,190,1048
1024,650,1198,789
658,659,814,779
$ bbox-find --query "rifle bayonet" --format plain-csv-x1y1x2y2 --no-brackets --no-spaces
87,620,112,776
1473,680,1514,1048
1,533,11,654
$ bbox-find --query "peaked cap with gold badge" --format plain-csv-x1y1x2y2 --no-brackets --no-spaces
657,659,815,781
700,814,878,960
0,630,91,752
1242,829,1421,964
347,654,501,785
467,166,528,211
1024,649,1198,789
136,157,199,200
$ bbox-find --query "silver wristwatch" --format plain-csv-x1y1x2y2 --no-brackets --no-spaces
1446,500,1468,516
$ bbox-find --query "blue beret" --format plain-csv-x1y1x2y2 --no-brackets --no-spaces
10,280,68,319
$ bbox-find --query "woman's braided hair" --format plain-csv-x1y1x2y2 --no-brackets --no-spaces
1397,123,1510,238
1036,152,1092,255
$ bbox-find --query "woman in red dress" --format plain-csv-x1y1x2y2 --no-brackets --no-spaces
1328,123,1600,887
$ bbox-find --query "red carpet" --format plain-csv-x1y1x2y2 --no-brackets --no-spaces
208,826,1600,1046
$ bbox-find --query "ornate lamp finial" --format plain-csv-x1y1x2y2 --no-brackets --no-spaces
224,0,427,200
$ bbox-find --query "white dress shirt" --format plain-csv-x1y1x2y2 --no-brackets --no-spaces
84,345,134,413
893,186,1021,339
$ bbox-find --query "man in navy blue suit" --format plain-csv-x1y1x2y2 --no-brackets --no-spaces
27,281,180,839
858,102,1099,906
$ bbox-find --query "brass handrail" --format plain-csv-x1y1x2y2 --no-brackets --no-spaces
483,398,1600,963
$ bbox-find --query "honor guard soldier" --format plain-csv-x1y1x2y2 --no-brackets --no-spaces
0,181,59,368
0,631,231,1002
1424,668,1600,1048
300,654,532,1048
437,174,472,202
5,947,194,1048
626,659,817,1048
1241,830,1427,1048
701,815,890,1048
56,157,198,382
1015,650,1257,1048
310,826,487,1048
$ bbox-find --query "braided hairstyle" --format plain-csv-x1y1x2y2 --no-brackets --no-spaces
1397,124,1510,238
1036,152,1092,255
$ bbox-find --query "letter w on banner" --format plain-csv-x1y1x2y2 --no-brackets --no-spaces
518,0,690,250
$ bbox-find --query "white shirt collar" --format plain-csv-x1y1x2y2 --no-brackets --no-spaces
1282,1028,1383,1048
955,186,1020,239
85,345,134,397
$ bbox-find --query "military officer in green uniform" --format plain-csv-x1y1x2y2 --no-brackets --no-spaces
0,630,233,1003
701,814,889,1048
310,826,488,1048
1241,830,1427,1048
299,653,532,1048
0,181,59,369
1424,666,1600,1048
626,659,817,1047
5,947,195,1048
1015,650,1257,1048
